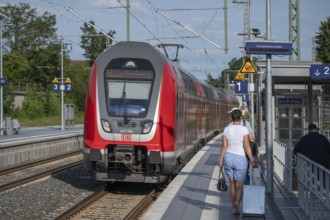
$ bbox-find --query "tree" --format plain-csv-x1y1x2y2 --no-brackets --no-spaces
65,61,90,112
80,21,116,66
315,17,330,64
205,57,246,89
0,3,60,86
205,73,223,88
3,53,30,82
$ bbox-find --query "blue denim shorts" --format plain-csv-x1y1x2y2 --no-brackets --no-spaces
223,152,248,182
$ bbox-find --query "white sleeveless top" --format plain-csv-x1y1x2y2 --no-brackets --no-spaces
223,124,249,156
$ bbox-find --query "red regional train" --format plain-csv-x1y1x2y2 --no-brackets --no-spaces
83,41,239,183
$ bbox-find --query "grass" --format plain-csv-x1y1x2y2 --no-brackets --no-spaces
19,114,84,127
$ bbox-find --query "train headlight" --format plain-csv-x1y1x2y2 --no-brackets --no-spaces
101,119,112,133
142,121,153,134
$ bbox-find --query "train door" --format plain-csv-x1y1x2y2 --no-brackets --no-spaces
183,95,187,149
175,92,185,151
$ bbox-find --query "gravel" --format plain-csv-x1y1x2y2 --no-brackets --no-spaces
0,165,104,220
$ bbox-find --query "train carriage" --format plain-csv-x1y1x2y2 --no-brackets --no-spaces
83,41,239,183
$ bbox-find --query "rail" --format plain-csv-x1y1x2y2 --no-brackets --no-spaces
296,153,330,220
273,139,293,193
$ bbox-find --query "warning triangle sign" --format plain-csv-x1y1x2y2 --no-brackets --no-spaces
234,72,246,80
239,58,257,74
52,77,59,83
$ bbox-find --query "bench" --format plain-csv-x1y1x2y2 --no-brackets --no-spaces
13,118,25,134
1,118,26,135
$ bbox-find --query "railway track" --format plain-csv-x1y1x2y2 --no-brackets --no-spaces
0,151,82,193
0,151,82,176
0,161,82,193
52,183,159,220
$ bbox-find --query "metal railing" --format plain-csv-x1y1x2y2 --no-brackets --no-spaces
296,153,330,220
273,139,293,193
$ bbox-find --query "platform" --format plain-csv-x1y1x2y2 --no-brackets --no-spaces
142,134,306,220
0,125,83,171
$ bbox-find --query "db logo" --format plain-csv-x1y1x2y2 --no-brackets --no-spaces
121,134,132,141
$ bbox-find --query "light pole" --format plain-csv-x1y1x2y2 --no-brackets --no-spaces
233,0,255,137
0,16,8,135
126,0,130,41
60,39,64,131
58,39,72,131
265,0,273,194
0,19,3,135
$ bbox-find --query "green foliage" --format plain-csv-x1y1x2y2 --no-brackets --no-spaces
19,89,46,119
65,62,91,112
0,2,84,126
0,2,61,87
205,57,246,89
0,2,57,53
80,21,116,65
43,89,61,116
17,88,61,119
205,73,223,88
315,17,330,64
3,53,30,82
2,86,15,116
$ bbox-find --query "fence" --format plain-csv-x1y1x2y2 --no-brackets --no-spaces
296,153,330,220
273,139,293,193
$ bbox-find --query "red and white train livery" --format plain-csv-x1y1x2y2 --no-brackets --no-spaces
83,41,239,183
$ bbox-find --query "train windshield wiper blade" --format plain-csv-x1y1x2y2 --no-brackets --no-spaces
121,81,130,124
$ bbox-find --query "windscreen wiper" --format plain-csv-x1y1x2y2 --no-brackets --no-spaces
122,81,130,124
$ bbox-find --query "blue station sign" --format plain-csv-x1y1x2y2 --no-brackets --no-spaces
234,80,248,94
242,94,250,102
278,98,303,105
0,77,8,86
245,41,292,55
52,83,72,92
310,64,330,79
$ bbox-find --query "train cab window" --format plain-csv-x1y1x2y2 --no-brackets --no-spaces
104,58,155,118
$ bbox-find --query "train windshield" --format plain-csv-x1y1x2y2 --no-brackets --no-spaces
105,58,154,118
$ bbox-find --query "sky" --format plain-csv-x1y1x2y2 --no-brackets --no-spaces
0,0,329,81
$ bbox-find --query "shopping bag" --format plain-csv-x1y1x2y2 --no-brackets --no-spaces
217,168,227,191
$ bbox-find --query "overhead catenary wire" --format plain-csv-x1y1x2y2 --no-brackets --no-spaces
157,7,223,11
64,6,117,43
116,0,162,45
154,9,224,51
144,0,224,67
38,0,228,80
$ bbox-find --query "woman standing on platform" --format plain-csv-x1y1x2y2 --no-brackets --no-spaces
218,108,257,215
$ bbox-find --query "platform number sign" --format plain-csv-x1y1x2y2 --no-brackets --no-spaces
234,80,248,94
65,84,72,91
0,77,8,86
243,94,250,102
52,77,72,92
310,64,330,79
52,83,72,92
53,83,60,91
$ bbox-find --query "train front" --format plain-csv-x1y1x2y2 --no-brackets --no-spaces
83,41,177,183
